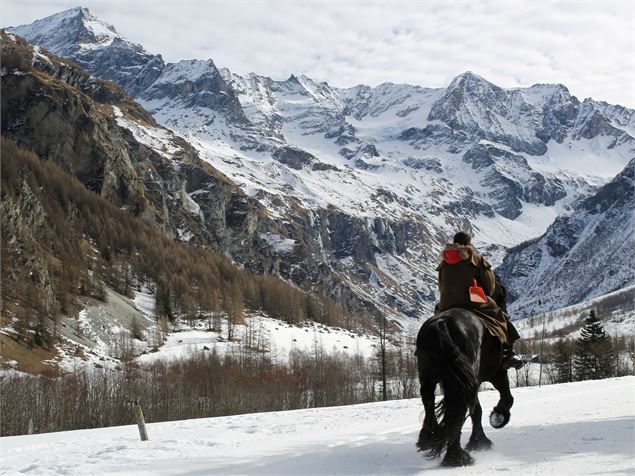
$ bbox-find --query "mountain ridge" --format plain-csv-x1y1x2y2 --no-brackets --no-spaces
5,7,635,327
498,158,635,318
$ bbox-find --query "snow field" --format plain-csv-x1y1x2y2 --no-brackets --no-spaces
514,285,635,342
1,377,632,475
0,283,383,375
135,314,380,365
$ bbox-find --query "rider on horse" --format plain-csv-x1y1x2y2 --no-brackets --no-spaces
435,231,523,370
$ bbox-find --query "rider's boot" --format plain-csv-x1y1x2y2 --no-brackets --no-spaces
502,343,524,370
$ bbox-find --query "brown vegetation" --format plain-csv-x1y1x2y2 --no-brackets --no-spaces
0,334,60,376
1,138,370,356
0,341,419,436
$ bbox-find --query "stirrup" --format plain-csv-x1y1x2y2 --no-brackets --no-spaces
502,349,524,370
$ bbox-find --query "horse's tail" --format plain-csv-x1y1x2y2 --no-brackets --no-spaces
420,319,479,458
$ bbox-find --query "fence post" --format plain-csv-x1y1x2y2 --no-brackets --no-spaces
132,400,148,441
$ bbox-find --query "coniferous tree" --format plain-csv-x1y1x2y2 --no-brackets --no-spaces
156,280,174,321
573,310,615,381
552,338,574,383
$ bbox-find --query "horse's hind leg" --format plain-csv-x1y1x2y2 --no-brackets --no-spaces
489,370,514,429
466,394,493,450
440,395,474,467
416,377,440,452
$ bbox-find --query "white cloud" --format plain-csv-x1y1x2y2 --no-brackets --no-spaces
3,0,634,107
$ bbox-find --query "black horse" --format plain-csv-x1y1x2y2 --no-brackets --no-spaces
415,308,514,466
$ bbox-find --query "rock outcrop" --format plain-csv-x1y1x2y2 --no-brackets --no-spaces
497,159,635,317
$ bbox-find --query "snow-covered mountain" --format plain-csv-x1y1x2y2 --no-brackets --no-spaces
8,7,635,325
8,7,164,97
498,159,635,317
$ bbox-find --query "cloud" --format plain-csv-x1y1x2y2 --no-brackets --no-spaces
3,0,634,107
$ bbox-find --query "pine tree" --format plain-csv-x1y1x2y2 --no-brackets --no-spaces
573,310,615,381
156,280,174,321
552,338,574,383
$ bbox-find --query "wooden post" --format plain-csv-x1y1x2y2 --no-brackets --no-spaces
132,401,149,441
539,302,546,387
379,314,387,401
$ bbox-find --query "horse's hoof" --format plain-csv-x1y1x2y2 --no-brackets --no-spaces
466,436,493,451
441,448,474,467
416,435,434,452
416,428,441,455
489,410,510,429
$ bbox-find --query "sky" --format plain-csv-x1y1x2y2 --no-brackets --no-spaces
3,1,634,107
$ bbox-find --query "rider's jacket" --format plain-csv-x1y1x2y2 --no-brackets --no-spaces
436,244,496,312
435,243,519,344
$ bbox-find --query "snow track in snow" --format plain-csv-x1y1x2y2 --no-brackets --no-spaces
1,377,632,475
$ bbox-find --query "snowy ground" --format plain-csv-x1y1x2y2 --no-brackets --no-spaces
0,283,386,375
1,377,632,475
136,315,381,365
514,285,635,342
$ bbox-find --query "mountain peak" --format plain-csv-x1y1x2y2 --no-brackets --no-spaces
153,59,220,85
8,6,124,56
7,7,164,97
65,6,91,17
454,70,482,80
447,71,496,91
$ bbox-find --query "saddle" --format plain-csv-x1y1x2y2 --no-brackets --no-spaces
433,303,508,344
469,307,508,344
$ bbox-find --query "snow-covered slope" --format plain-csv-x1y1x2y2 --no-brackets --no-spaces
135,316,382,365
1,377,633,475
498,159,635,317
514,285,635,341
8,8,635,327
0,283,385,375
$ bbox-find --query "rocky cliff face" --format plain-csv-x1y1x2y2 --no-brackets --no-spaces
462,144,566,219
1,35,145,208
2,31,430,322
7,7,635,323
497,159,635,318
1,31,265,264
139,59,249,129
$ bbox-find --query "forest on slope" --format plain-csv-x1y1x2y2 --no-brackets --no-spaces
1,138,370,351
